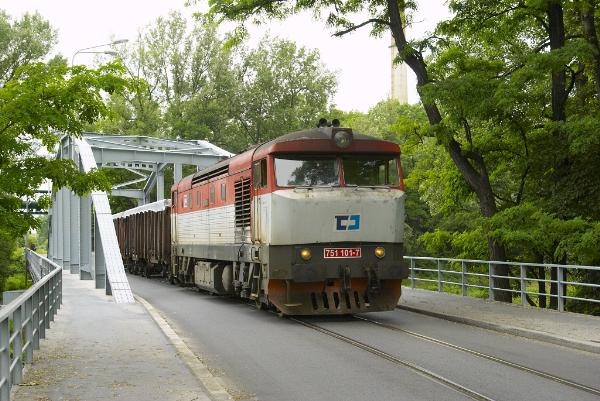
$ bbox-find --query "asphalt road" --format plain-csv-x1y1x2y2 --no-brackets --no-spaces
128,274,600,401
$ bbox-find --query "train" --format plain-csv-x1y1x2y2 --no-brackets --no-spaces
113,124,408,315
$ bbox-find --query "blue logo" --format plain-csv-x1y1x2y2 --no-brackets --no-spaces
335,215,361,231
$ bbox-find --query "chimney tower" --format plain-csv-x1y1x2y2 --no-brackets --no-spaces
390,36,408,104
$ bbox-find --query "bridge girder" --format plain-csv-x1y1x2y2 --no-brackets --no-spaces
46,133,232,303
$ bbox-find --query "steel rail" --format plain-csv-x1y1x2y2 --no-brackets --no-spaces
354,315,600,397
290,317,496,401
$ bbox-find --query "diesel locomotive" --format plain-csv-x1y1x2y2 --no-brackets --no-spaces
114,125,408,315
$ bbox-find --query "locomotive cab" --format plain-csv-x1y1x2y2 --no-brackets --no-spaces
250,126,408,315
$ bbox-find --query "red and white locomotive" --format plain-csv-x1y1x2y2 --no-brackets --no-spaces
115,124,408,315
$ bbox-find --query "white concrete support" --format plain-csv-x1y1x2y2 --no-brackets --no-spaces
77,137,134,303
94,212,106,290
174,163,182,183
46,205,52,260
62,187,71,271
156,168,165,201
55,189,63,268
79,195,92,280
69,191,80,274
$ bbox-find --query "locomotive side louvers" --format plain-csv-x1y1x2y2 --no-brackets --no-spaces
234,177,251,243
191,164,229,186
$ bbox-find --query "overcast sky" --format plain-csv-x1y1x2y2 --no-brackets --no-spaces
2,0,449,112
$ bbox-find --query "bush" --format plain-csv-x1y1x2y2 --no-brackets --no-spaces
4,273,28,291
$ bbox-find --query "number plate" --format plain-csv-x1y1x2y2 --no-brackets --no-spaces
323,248,362,259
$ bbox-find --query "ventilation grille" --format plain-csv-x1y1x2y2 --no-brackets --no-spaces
234,178,251,228
192,164,229,186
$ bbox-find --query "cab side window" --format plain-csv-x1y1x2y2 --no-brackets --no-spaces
253,159,268,188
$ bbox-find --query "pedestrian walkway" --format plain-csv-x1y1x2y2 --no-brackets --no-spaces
12,273,211,401
399,287,600,354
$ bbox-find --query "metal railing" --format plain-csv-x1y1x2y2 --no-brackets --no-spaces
0,250,62,401
404,256,600,312
25,251,53,283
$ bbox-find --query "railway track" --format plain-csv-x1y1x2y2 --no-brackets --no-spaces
290,317,496,401
353,315,600,398
291,315,600,401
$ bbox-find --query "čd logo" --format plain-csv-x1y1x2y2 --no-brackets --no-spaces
335,215,361,231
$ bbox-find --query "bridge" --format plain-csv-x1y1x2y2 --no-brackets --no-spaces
1,134,600,401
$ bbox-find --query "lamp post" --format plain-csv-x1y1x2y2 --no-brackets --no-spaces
71,39,128,65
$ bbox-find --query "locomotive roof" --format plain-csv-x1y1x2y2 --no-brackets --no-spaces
256,127,377,146
176,127,400,191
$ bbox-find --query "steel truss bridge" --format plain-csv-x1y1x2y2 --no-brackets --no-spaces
46,133,232,303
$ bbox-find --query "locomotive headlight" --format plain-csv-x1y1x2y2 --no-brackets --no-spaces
333,130,353,148
300,248,312,261
374,247,385,259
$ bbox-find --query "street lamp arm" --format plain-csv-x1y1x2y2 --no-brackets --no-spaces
77,39,128,53
71,39,128,66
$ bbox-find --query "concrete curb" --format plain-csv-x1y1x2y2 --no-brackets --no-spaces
397,304,600,355
135,295,232,401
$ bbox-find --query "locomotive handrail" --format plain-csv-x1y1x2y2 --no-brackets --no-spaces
0,250,62,401
404,256,600,312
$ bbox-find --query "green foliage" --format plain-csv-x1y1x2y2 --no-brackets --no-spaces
199,0,600,244
0,11,56,85
35,215,49,252
0,227,26,292
92,12,336,154
0,9,131,247
229,37,336,150
4,274,27,292
0,61,129,237
488,204,589,262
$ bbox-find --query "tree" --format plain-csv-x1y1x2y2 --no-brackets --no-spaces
93,13,336,153
0,11,56,85
0,61,129,237
0,10,130,292
201,0,600,302
228,37,336,150
93,12,238,141
0,63,129,236
199,0,517,301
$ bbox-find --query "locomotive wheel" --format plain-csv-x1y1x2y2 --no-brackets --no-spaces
168,274,175,285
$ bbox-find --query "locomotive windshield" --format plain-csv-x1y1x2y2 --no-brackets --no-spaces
274,154,400,187
274,156,339,187
343,156,400,186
